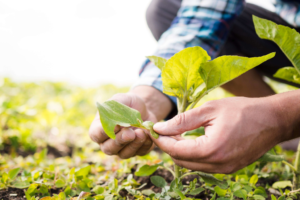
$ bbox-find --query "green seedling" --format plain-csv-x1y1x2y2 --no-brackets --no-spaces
253,15,300,192
97,30,279,193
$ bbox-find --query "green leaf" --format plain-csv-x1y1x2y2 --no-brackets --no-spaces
12,181,31,189
39,184,49,194
97,100,144,139
75,165,91,178
254,187,267,198
233,189,247,200
55,179,65,188
8,168,20,180
142,189,155,196
1,172,8,184
271,194,277,200
27,184,38,195
274,67,300,84
199,53,275,95
147,56,167,71
174,188,186,199
232,182,242,192
59,192,66,200
210,192,217,200
142,121,159,139
214,186,227,197
253,15,300,73
249,174,259,186
189,187,204,195
272,181,293,189
253,195,266,200
135,164,161,176
198,172,228,189
278,196,285,200
257,153,284,162
160,46,210,98
150,176,167,188
92,185,105,195
64,186,71,197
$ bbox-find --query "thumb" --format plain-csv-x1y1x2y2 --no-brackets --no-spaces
153,106,211,136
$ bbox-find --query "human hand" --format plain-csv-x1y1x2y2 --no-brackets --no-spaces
152,96,289,174
89,93,157,159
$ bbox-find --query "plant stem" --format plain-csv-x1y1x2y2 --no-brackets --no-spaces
174,97,188,181
293,140,300,190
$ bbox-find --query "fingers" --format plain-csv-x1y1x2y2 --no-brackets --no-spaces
100,128,136,155
153,103,214,136
118,129,153,159
153,135,211,161
89,113,120,143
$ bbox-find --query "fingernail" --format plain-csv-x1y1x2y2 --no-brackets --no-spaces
153,122,166,131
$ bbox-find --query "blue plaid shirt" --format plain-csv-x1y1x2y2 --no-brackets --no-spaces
134,0,300,104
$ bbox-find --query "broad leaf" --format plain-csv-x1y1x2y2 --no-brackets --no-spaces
198,172,228,189
11,181,31,189
8,168,20,180
161,46,210,98
75,165,91,178
233,189,247,200
150,176,167,188
97,100,143,139
199,53,275,95
92,186,105,195
135,164,161,177
274,67,300,84
214,186,227,197
253,15,300,73
249,174,259,186
147,56,167,71
254,187,267,198
272,181,293,189
55,179,65,188
189,187,204,195
253,195,266,200
257,153,284,162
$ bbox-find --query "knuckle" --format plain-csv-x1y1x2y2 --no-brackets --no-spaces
100,144,114,155
200,101,217,112
173,113,186,127
118,153,130,159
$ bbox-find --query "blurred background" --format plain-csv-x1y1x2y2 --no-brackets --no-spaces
0,0,276,87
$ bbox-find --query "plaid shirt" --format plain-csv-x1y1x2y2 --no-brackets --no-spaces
133,0,300,104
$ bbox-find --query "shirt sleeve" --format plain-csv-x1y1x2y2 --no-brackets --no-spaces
132,0,245,105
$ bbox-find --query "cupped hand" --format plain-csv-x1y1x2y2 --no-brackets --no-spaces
89,93,157,159
152,96,288,174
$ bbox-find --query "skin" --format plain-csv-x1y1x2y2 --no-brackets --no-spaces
152,90,300,173
89,68,300,173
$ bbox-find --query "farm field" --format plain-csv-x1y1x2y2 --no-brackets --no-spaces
0,77,299,200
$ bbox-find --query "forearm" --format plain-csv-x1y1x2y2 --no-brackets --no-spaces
129,85,173,121
222,69,275,97
269,89,300,142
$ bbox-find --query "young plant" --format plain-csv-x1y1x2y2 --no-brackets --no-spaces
253,15,300,191
97,42,276,193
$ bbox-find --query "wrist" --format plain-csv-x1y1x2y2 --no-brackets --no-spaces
129,85,173,121
269,90,300,142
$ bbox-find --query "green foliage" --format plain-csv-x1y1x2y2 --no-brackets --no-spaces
274,67,300,84
253,15,300,73
135,163,162,177
97,100,159,139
